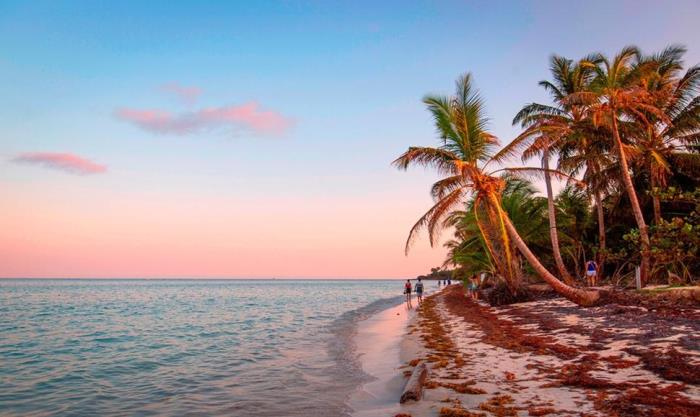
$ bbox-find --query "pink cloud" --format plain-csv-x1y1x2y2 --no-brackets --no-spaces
115,102,293,136
160,83,202,104
12,152,107,175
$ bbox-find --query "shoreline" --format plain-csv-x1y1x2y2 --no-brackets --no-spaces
348,302,415,417
348,286,442,417
352,284,699,417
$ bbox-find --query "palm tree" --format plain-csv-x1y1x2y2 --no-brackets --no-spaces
503,55,598,284
558,129,615,271
393,73,600,306
555,185,595,276
444,176,550,295
631,46,700,225
443,214,495,279
573,46,668,285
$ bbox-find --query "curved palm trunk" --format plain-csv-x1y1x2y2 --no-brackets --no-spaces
487,193,600,306
542,150,575,285
611,115,651,286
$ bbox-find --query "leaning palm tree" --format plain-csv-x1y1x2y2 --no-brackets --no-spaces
444,176,550,296
393,73,600,306
572,46,668,285
443,219,495,280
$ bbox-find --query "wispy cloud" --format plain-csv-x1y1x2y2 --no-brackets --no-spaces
160,83,202,105
115,102,293,136
12,152,107,175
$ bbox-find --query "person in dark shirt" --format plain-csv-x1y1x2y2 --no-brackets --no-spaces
404,279,412,308
415,278,424,304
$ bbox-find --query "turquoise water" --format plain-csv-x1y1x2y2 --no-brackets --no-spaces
0,279,404,416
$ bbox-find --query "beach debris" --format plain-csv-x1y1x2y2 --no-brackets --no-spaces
478,394,520,416
412,285,700,416
408,358,421,367
400,360,428,403
427,380,487,395
438,406,486,417
526,407,556,416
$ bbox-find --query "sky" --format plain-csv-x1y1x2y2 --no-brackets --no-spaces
1,0,699,278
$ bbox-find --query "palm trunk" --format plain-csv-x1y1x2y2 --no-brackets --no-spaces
652,196,661,225
593,188,606,271
611,115,650,286
542,150,575,285
590,162,607,273
651,172,661,224
488,193,600,306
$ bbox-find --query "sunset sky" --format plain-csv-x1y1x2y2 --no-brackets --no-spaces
2,1,699,278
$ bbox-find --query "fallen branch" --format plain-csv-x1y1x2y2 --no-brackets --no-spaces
400,361,428,403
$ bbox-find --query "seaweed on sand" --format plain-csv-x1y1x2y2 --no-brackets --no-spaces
596,384,700,417
441,285,579,359
625,346,700,384
413,294,458,367
478,394,521,416
526,407,556,416
439,407,487,417
434,380,487,395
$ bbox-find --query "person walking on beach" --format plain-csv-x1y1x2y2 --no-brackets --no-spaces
467,275,479,300
585,259,598,287
415,278,424,304
404,279,412,307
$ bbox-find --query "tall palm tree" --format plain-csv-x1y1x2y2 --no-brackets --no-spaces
503,55,598,284
573,46,668,285
393,73,600,306
555,185,595,275
631,46,700,224
558,128,614,270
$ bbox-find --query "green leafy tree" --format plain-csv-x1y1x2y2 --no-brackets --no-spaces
394,73,600,306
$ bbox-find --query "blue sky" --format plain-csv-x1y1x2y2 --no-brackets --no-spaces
1,1,699,278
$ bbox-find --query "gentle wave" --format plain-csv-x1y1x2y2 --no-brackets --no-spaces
0,279,404,417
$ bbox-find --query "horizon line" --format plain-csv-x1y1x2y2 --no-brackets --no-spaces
0,276,427,281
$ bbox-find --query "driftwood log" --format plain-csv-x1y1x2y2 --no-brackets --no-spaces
400,361,428,403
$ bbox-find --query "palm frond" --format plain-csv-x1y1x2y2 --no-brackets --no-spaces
392,147,459,176
403,187,465,254
495,167,585,188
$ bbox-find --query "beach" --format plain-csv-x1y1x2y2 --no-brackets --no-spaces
357,284,700,417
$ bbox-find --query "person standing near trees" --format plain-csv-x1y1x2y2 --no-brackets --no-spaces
585,260,599,287
467,275,479,300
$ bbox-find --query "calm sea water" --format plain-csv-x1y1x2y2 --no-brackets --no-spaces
0,279,405,417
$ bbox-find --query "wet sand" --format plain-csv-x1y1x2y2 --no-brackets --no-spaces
349,302,415,417
349,290,439,417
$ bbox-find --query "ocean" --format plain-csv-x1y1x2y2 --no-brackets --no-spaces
0,279,406,416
